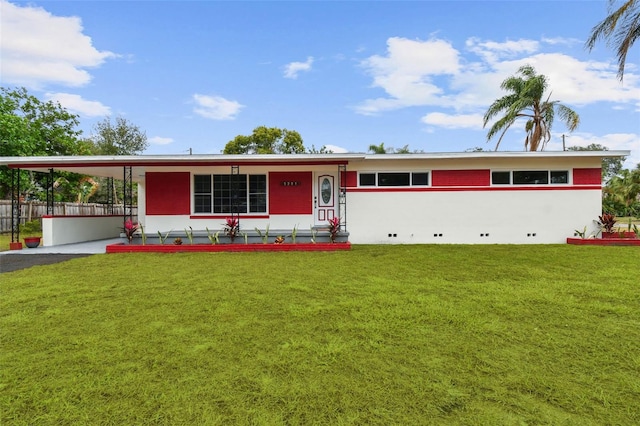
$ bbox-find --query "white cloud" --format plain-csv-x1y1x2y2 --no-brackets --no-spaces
356,37,460,114
149,136,173,145
284,56,314,79
421,112,484,130
45,92,111,117
0,0,116,88
548,132,640,169
541,36,582,47
466,37,539,63
356,34,640,153
192,94,244,120
323,144,349,153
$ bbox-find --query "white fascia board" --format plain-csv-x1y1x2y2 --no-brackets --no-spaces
0,150,630,168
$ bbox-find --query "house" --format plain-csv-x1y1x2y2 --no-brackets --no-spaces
1,150,629,246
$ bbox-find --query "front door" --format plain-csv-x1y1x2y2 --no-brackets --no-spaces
314,173,336,226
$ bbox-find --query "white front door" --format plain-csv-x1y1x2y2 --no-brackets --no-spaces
314,173,336,226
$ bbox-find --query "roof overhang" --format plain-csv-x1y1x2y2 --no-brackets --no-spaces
0,151,631,180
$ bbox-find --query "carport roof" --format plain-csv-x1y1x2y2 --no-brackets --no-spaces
0,151,630,180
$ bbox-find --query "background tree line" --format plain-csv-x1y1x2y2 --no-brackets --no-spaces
0,87,147,203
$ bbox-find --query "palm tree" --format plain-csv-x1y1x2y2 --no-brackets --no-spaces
586,0,639,81
368,142,388,154
483,65,580,151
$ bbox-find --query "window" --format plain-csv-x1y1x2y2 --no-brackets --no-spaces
359,172,429,187
551,171,568,184
412,172,429,186
379,172,410,186
249,175,267,212
513,171,549,185
359,173,376,186
194,174,267,213
493,170,569,185
492,171,511,185
194,175,212,213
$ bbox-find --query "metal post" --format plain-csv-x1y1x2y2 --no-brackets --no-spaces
106,177,114,214
338,164,347,232
46,168,54,215
231,165,240,228
123,166,133,223
11,168,21,243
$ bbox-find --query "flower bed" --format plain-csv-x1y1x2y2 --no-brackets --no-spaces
566,237,640,246
107,242,351,253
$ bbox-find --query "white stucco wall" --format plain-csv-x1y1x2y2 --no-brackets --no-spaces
346,189,602,244
42,216,123,246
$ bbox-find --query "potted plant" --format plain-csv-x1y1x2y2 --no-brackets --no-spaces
223,217,240,243
598,213,617,238
123,219,139,244
20,219,42,248
328,216,341,243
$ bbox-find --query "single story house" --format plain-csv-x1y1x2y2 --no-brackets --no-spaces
1,150,629,246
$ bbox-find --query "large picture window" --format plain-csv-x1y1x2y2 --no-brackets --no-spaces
194,174,267,213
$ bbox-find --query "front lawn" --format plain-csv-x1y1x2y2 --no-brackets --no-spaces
1,245,638,424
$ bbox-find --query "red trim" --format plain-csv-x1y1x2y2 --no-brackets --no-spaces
432,169,490,186
348,185,601,193
107,242,352,253
341,171,358,188
42,214,123,218
190,215,270,219
567,238,640,246
573,168,601,185
10,160,349,169
269,171,312,214
146,172,190,215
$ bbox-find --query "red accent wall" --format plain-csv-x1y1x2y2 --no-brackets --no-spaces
341,171,358,187
432,169,490,186
269,172,312,214
573,168,601,185
146,172,191,215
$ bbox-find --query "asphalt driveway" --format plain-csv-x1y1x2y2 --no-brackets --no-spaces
0,254,94,273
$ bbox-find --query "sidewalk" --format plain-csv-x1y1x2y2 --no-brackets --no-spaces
0,238,121,256
1,239,121,273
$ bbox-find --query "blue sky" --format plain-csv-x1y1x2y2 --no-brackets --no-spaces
1,0,639,167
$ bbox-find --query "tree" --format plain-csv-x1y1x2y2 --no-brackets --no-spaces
368,143,389,154
603,164,640,216
483,65,580,151
586,0,639,81
567,143,625,181
90,116,148,155
223,126,305,154
307,145,333,154
0,87,87,198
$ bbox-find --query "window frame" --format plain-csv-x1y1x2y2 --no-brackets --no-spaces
491,170,570,186
358,171,430,187
193,173,268,214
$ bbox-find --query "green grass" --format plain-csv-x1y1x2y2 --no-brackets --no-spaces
1,245,639,425
0,233,12,252
0,232,42,252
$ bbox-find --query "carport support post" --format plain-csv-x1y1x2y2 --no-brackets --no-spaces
338,164,347,232
46,168,54,215
106,177,114,214
10,168,21,245
123,166,133,225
